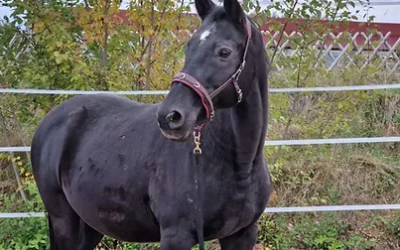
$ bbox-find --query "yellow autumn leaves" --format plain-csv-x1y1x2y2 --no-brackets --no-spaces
0,154,32,180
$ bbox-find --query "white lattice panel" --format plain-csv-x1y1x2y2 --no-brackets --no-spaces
261,30,400,75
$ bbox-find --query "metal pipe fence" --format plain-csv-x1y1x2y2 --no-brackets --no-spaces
1,83,400,95
1,85,400,217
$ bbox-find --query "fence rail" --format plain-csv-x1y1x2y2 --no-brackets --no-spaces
2,85,400,218
2,204,400,219
2,136,400,152
1,84,400,95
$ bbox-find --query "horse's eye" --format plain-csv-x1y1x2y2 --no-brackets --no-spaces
218,48,232,58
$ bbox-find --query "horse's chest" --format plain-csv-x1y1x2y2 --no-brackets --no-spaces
204,200,257,239
150,159,270,240
202,177,260,239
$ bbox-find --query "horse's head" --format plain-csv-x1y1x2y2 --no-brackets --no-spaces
157,0,255,141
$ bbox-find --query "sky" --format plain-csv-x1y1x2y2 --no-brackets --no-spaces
1,0,400,24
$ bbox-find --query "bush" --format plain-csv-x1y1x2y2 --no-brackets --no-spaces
0,180,48,250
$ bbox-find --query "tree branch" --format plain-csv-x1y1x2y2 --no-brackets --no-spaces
270,0,299,64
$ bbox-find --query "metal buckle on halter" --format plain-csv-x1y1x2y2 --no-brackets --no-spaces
209,111,215,121
234,61,245,80
237,88,243,103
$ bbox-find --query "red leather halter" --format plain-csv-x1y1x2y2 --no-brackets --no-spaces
171,18,252,125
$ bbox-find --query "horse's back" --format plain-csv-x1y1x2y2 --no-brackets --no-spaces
31,94,147,189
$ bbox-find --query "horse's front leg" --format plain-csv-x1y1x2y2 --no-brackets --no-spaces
160,228,196,250
219,222,258,250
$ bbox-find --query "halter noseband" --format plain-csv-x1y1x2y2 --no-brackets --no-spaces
171,18,252,125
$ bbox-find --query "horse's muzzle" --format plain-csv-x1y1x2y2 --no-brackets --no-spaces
158,127,191,142
157,109,193,142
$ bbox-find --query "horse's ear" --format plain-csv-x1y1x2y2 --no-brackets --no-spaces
223,0,245,25
195,0,216,20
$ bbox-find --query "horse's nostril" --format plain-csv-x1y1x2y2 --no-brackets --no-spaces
166,111,182,123
163,110,184,130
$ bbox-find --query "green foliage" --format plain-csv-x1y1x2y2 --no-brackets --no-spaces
389,213,400,239
258,213,375,250
0,217,48,250
1,0,193,114
0,180,48,250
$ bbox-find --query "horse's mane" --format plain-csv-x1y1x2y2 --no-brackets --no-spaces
248,16,271,74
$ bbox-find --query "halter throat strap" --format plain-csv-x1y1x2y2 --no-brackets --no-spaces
171,18,252,123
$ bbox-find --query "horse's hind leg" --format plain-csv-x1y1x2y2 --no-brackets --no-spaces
48,215,103,250
219,222,258,250
45,193,103,250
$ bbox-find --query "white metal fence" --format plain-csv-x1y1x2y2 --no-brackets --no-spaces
1,84,400,218
263,30,400,75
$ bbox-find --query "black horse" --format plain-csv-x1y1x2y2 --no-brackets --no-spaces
31,0,272,249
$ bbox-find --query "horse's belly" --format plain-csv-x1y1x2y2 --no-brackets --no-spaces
63,167,161,242
82,204,160,242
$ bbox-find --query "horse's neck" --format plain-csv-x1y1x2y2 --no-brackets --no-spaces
208,76,268,174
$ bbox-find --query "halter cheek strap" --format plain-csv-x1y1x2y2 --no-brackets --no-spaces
171,18,252,124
